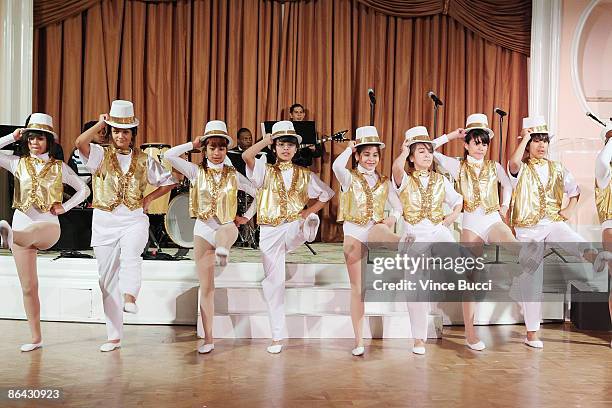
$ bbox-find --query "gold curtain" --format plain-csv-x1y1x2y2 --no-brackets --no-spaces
34,0,283,156
276,0,528,240
33,0,529,242
34,0,101,28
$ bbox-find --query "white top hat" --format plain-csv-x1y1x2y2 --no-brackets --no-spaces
600,121,612,141
465,113,494,138
404,126,434,147
271,120,302,145
522,115,554,139
104,100,140,129
354,126,385,149
200,120,234,148
24,113,58,142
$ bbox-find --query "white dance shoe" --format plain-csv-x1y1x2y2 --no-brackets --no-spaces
267,344,283,354
524,338,544,349
20,342,43,352
198,343,215,354
412,346,426,355
593,251,612,273
123,302,139,314
466,340,486,351
100,341,121,352
351,346,365,356
0,220,13,250
302,213,320,243
215,247,230,267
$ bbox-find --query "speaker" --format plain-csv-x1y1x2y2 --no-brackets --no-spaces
570,281,611,331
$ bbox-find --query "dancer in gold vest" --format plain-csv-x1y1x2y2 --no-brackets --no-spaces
508,116,612,349
165,120,256,354
0,113,89,352
594,123,612,348
243,121,334,354
392,126,463,355
75,100,176,352
433,113,526,351
332,125,404,356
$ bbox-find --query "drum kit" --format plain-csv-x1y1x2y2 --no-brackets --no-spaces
140,143,259,257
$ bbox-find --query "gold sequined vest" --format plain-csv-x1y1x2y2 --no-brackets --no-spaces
190,165,238,223
337,169,388,225
595,163,612,223
456,159,500,214
92,146,149,211
257,162,310,226
510,159,565,227
13,157,63,212
399,171,445,225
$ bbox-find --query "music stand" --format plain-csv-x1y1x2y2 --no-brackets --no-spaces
263,121,317,145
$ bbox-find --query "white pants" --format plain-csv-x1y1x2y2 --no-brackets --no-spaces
259,217,315,341
93,221,149,340
514,221,589,331
400,221,456,340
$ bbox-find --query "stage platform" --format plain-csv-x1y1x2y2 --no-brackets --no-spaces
1,243,605,339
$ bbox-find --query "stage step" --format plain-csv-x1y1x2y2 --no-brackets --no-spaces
0,254,581,338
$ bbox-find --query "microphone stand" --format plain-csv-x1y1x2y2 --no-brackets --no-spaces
369,97,375,126
432,100,442,138
492,110,505,264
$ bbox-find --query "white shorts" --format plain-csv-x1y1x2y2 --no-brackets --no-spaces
401,219,455,243
462,209,503,244
193,218,226,247
12,208,59,231
342,220,375,243
602,220,612,231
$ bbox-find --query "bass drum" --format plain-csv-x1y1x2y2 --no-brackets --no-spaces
165,192,196,248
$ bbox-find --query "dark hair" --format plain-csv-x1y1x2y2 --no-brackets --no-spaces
201,136,228,170
20,131,57,159
523,133,550,161
237,128,251,138
527,133,549,143
273,135,299,147
82,121,98,133
356,144,381,155
463,129,490,158
465,129,490,146
407,142,435,171
289,103,304,114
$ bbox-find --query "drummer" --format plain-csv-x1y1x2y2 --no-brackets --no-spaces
165,120,256,354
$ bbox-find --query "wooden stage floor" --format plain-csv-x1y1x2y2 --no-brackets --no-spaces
0,320,610,408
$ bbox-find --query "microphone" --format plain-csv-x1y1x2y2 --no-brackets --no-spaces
587,112,607,127
427,91,443,106
368,88,376,105
494,107,507,117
